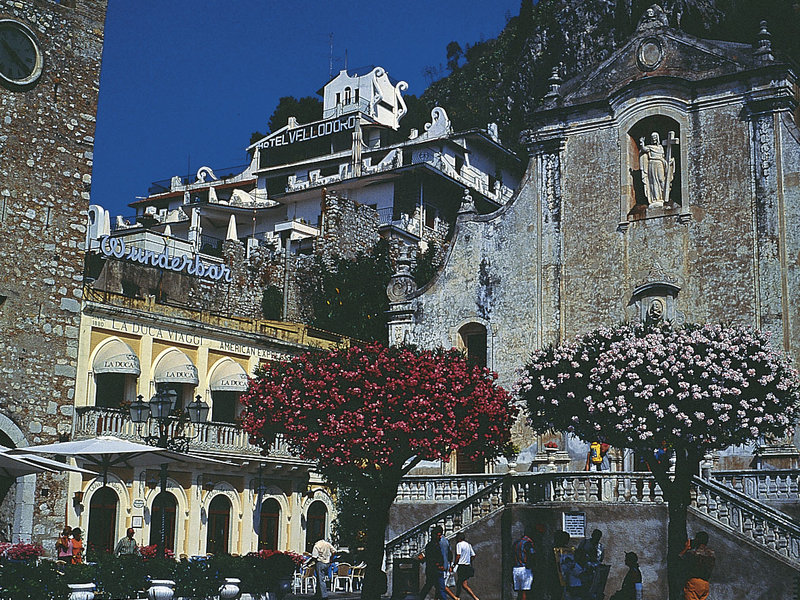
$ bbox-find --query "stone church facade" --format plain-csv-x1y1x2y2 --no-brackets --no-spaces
390,6,800,469
0,0,107,543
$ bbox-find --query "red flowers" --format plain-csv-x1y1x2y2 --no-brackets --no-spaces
240,343,516,478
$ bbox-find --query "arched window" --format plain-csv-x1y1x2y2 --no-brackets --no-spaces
344,87,352,105
92,339,140,409
258,498,281,551
206,495,231,555
208,359,248,424
458,323,487,368
149,491,178,551
305,501,327,552
152,349,199,415
88,487,119,555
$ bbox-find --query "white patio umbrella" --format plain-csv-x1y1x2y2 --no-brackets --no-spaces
9,435,222,483
1,447,94,476
0,450,54,479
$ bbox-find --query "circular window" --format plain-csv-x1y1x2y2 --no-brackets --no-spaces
636,37,664,72
0,19,44,90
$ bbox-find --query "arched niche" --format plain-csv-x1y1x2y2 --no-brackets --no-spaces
0,414,34,543
616,103,690,227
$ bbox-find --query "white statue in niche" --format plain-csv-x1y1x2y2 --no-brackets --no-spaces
638,131,678,206
647,298,665,322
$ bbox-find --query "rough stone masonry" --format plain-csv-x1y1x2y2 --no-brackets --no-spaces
0,0,107,547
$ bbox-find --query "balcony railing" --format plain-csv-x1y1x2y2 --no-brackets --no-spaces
75,406,292,457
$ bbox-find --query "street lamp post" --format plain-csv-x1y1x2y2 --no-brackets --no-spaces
129,388,209,559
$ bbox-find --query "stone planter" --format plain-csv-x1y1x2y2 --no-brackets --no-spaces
147,579,175,600
67,583,96,600
218,577,241,599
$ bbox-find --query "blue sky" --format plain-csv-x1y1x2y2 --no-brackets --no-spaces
92,0,521,216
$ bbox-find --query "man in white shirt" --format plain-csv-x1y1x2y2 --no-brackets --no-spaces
311,537,336,599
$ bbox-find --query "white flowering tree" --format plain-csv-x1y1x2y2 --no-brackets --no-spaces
517,322,800,600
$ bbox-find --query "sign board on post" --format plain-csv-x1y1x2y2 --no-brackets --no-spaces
562,511,586,539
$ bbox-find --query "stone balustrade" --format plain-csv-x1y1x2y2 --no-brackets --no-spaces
692,475,800,566
395,475,501,502
712,469,800,501
386,478,505,561
387,471,800,573
75,406,291,457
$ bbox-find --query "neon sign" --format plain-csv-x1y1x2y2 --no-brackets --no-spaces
98,236,232,282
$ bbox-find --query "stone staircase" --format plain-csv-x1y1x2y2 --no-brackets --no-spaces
385,470,800,588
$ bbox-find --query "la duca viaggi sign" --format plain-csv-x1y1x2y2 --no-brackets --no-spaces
99,236,232,282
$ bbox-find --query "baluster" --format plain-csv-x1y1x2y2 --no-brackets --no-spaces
716,496,729,526
752,518,765,545
654,478,664,503
757,475,767,499
777,474,788,499
601,474,612,502
764,524,777,550
695,487,708,513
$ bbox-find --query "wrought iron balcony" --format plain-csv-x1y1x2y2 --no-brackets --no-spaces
75,406,292,458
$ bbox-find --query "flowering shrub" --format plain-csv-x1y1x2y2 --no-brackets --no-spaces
3,542,45,560
241,342,515,600
518,322,800,450
242,343,515,476
518,321,800,599
139,544,175,560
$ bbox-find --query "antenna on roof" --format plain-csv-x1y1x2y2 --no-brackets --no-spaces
329,33,334,78
344,48,348,71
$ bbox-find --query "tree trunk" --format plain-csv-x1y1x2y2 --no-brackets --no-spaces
648,446,697,600
361,485,398,600
664,447,696,600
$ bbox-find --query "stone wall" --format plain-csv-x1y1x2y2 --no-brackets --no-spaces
391,502,798,600
0,0,107,545
90,192,391,327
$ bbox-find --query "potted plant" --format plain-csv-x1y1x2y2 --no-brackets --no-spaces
64,563,98,600
141,545,177,600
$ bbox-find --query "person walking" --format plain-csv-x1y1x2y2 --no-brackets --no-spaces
454,532,479,600
114,527,140,557
437,526,459,600
311,536,336,600
512,529,535,600
70,528,84,564
418,527,446,600
679,531,715,600
56,526,73,562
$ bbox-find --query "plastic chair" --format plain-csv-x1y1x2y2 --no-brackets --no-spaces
331,562,353,592
351,562,366,590
300,564,317,595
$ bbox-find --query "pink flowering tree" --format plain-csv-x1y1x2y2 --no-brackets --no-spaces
517,322,800,600
241,342,516,600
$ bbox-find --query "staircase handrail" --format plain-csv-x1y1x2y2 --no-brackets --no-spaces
692,475,800,534
691,475,800,565
396,474,502,502
711,469,800,501
385,477,505,553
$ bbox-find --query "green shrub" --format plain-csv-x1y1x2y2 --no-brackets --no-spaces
0,560,69,600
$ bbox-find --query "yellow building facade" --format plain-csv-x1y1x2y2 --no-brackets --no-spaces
68,289,348,558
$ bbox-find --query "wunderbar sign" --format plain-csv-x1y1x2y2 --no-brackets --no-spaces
99,236,232,282
261,115,357,149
